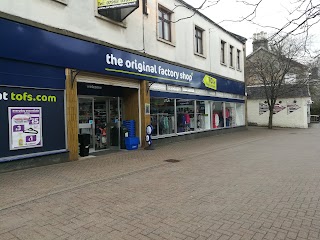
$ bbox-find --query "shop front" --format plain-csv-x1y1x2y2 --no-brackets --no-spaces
0,18,246,168
149,85,245,142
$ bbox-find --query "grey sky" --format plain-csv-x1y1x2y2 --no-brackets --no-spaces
183,0,320,56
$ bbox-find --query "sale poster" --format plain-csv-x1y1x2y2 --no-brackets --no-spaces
8,107,42,150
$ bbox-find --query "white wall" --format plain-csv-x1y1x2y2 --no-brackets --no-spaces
247,98,311,128
0,0,245,82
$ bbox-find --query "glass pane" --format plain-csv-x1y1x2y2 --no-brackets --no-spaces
94,99,107,150
78,98,94,149
198,39,203,54
221,43,225,63
109,97,121,148
109,98,119,123
79,98,93,124
196,101,211,130
176,99,195,133
225,102,236,127
212,102,225,128
235,103,245,126
163,12,170,20
150,98,175,136
158,19,163,39
164,22,170,41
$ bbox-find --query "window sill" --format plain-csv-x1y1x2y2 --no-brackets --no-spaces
52,0,68,5
220,62,227,67
95,12,127,28
157,37,176,47
237,68,242,72
229,66,235,70
194,52,206,59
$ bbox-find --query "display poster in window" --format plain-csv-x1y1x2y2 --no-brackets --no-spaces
9,107,43,150
259,103,269,115
287,104,300,114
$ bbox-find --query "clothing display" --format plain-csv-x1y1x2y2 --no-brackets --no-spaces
151,113,175,135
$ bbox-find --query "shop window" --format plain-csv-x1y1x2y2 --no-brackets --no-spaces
150,98,175,136
196,101,211,130
158,6,172,42
225,102,236,127
235,103,245,126
212,102,225,128
176,99,195,133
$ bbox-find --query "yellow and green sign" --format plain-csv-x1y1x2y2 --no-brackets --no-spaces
203,75,217,90
97,0,138,10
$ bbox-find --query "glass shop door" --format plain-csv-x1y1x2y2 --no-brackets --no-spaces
79,97,122,153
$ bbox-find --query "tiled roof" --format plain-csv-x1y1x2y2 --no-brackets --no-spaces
247,84,310,99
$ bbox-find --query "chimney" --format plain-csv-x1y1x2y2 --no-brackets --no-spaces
253,31,268,51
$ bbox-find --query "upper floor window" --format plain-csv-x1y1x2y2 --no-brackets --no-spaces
158,7,172,42
237,49,241,70
195,26,204,55
230,45,234,67
221,41,226,64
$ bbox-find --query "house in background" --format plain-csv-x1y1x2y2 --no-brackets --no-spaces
246,32,312,128
247,85,312,128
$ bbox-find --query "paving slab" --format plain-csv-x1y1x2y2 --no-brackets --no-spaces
1,127,320,240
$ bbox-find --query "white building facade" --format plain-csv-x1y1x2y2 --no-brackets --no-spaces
0,0,246,168
247,86,312,128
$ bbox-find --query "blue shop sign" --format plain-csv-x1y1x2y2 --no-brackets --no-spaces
0,18,245,95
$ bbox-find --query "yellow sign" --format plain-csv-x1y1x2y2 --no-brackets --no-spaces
203,75,217,90
97,0,137,9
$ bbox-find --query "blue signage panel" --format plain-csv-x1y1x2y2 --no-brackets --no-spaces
0,58,65,89
0,18,245,95
0,86,66,161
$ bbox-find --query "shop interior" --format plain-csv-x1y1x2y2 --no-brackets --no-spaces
78,86,139,154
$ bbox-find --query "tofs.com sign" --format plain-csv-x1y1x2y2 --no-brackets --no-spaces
97,0,138,10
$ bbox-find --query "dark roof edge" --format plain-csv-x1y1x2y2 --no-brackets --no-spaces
175,0,247,44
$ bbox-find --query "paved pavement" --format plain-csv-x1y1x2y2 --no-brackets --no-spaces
1,127,320,240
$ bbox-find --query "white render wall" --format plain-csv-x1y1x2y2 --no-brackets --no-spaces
247,98,311,128
0,0,245,82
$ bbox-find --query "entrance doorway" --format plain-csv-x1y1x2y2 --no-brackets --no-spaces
78,97,122,152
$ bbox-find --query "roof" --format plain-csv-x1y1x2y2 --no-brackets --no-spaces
246,47,307,69
247,85,310,99
175,0,247,44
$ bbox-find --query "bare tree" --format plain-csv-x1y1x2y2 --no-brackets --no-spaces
246,35,310,128
173,0,320,54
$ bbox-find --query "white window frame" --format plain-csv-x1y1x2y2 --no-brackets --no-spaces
157,5,175,46
194,25,205,57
